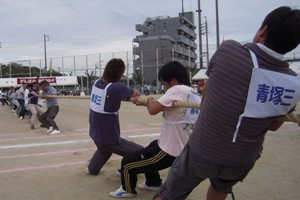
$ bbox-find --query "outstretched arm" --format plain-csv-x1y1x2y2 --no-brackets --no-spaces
268,120,285,131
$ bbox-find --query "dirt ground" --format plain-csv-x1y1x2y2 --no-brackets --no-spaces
0,96,299,200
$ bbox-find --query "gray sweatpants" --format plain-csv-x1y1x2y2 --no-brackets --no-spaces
28,104,44,125
154,143,254,200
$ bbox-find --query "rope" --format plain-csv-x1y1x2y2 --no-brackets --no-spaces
47,95,300,123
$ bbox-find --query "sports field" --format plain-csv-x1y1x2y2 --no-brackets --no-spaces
0,97,299,200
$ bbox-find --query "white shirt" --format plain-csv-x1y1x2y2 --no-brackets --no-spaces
157,85,201,157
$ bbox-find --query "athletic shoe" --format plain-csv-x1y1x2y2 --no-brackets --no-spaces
46,127,54,133
49,130,61,135
110,186,136,198
137,182,160,192
30,124,35,130
85,167,91,175
19,116,23,120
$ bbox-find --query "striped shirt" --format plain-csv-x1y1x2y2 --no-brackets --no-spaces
189,40,297,167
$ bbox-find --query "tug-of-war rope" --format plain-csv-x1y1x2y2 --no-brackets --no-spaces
47,95,300,123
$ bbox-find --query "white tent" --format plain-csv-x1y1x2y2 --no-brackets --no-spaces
192,69,209,80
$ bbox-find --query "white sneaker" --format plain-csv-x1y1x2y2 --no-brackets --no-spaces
110,186,136,198
137,182,159,192
19,116,23,120
46,127,54,133
85,167,91,175
49,130,61,135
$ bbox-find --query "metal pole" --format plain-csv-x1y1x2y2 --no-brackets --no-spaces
86,55,88,70
141,50,144,85
44,34,48,72
9,63,11,78
215,0,220,49
181,0,184,15
205,16,210,65
156,47,160,93
29,60,31,77
126,51,129,86
50,58,53,77
98,54,101,78
39,59,42,77
172,48,175,61
156,48,159,82
81,76,83,92
62,57,64,75
73,56,76,76
197,0,203,69
189,46,191,81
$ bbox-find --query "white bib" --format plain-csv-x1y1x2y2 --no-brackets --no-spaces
90,80,117,114
233,50,300,142
166,88,201,124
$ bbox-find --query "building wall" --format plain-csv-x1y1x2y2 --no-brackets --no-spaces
133,11,198,85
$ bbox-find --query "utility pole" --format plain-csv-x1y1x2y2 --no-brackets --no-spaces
205,16,210,65
181,0,184,16
215,0,220,49
44,34,49,72
196,0,203,69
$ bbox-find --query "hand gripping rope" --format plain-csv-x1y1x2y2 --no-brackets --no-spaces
46,95,300,123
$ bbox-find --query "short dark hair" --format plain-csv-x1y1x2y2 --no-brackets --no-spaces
40,80,49,86
102,58,125,82
32,82,39,87
261,6,300,54
158,61,190,86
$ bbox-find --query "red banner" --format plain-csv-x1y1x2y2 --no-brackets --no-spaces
17,77,57,85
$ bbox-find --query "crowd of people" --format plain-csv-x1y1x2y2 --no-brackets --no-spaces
0,80,60,135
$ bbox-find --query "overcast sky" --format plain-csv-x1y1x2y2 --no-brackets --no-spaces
0,0,299,71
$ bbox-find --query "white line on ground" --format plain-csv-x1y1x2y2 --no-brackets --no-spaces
128,133,160,138
0,140,90,149
0,133,159,150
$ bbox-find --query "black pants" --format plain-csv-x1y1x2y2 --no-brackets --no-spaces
120,140,175,194
38,106,59,130
17,99,27,118
0,98,9,106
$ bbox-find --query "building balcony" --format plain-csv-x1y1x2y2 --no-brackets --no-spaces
177,26,197,38
176,36,197,49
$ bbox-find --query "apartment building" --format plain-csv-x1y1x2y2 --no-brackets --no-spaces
133,12,197,86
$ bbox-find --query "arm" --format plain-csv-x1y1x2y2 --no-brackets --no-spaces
268,120,285,131
131,89,141,98
42,95,57,99
199,81,208,110
131,96,165,115
146,97,165,115
30,91,40,97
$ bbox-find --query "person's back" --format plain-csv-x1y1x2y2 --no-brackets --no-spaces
86,58,143,177
189,40,298,167
154,6,300,200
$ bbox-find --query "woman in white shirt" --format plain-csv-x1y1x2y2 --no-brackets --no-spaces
110,61,201,198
